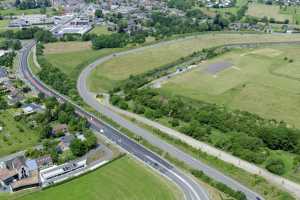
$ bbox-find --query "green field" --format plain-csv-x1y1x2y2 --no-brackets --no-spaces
280,6,300,24
0,19,10,32
43,42,121,80
88,33,300,93
89,25,112,35
2,156,181,200
0,109,40,156
247,3,292,22
159,45,300,128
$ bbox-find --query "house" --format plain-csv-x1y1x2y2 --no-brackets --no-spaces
0,156,39,192
0,168,18,190
52,124,69,136
6,156,30,179
10,159,39,191
36,156,53,170
57,135,75,152
22,103,44,114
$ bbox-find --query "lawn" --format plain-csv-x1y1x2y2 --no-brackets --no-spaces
43,42,121,80
159,45,300,128
88,33,300,93
2,156,182,200
247,3,292,22
89,25,112,35
0,109,40,156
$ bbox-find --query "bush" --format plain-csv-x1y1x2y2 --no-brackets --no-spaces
266,158,285,175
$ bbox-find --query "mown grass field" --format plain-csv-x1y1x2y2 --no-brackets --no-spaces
2,156,182,200
247,3,292,22
159,45,300,129
43,42,121,80
88,33,300,93
89,25,112,35
0,109,40,156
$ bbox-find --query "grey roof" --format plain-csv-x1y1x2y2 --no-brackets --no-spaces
25,160,38,171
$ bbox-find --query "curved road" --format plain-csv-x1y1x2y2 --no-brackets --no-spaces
76,42,283,200
19,42,210,200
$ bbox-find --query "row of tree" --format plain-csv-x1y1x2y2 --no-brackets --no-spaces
15,0,50,10
36,43,79,101
0,27,56,42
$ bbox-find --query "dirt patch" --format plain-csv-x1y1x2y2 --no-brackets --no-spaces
44,41,92,54
204,61,233,75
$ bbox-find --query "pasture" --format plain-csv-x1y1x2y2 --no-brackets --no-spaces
88,33,300,93
247,3,292,22
159,45,300,128
2,156,181,200
43,42,120,80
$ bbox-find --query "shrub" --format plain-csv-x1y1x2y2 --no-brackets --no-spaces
266,158,285,175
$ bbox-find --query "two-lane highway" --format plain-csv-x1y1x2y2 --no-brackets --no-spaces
19,41,210,200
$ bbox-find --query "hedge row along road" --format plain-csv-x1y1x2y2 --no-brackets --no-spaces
78,36,300,200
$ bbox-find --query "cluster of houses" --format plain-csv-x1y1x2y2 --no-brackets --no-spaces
0,154,53,192
52,124,86,152
0,67,25,106
0,67,45,112
0,123,88,192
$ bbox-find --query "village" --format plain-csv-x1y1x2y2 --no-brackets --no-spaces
0,64,116,192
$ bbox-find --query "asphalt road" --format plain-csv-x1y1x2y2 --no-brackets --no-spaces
19,41,210,200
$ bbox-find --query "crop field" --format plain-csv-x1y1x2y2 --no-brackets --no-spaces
0,109,40,156
247,3,292,22
2,156,181,200
159,45,300,128
88,33,300,93
43,42,120,79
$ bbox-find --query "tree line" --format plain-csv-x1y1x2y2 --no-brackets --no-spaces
15,0,51,10
36,43,80,101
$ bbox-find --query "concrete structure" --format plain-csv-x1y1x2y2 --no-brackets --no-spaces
40,159,86,185
9,15,54,28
